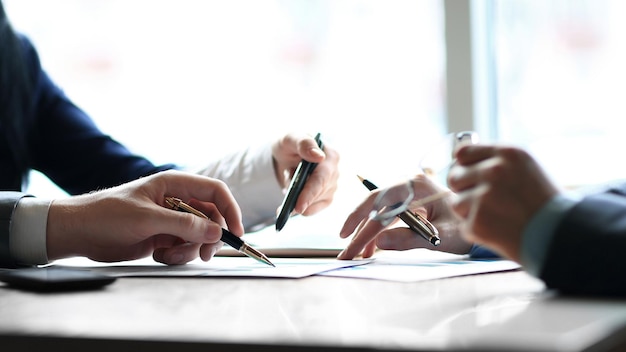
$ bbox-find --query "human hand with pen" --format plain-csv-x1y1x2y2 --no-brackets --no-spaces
338,174,473,260
271,133,340,220
46,170,245,265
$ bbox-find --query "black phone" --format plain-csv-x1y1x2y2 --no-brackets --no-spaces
0,267,116,292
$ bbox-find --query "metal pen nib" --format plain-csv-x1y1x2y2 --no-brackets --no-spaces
164,197,275,267
240,243,275,267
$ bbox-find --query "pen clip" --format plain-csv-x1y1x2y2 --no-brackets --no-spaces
165,197,181,210
413,212,439,237
165,196,209,219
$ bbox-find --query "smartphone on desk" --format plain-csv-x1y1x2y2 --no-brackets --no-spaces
0,267,116,292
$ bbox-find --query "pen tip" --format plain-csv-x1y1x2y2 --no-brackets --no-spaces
243,245,275,267
357,175,365,182
260,255,275,267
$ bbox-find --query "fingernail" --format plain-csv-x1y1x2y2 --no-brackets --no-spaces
311,147,325,158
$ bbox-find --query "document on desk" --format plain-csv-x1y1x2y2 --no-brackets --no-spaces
51,256,372,279
319,249,521,282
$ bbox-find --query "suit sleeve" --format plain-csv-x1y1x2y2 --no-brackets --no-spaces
22,36,175,195
540,184,626,296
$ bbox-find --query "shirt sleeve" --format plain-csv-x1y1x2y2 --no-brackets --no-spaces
10,197,51,266
520,193,580,276
195,143,284,232
468,244,500,258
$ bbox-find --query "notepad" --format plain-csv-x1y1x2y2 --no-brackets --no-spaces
217,213,350,258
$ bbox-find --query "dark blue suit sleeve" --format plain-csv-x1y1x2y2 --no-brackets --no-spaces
540,183,626,296
22,36,175,194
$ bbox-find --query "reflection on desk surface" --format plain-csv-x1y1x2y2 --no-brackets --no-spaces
2,265,626,351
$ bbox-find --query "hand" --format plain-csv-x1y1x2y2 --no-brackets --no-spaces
447,144,558,262
337,174,473,260
46,170,245,265
271,133,340,216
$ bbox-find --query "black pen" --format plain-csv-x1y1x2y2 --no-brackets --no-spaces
275,133,324,231
165,197,275,267
356,175,441,246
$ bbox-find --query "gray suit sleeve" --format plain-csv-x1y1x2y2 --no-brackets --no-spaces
0,192,33,268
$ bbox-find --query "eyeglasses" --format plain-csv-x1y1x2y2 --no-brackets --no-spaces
419,131,479,187
368,131,478,246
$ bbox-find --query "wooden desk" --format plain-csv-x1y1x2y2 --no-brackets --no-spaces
1,270,626,352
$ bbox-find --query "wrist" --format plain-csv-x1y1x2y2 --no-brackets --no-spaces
46,197,85,260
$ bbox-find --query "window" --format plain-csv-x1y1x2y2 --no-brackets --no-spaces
7,0,622,201
5,0,445,207
493,0,626,187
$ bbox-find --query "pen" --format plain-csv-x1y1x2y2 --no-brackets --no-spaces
356,175,441,246
275,132,324,231
164,197,275,267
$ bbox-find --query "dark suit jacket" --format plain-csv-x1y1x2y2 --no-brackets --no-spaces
540,182,626,296
0,35,175,267
0,35,174,195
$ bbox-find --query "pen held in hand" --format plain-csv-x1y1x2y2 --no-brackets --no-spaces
275,133,324,231
356,175,443,246
164,197,275,267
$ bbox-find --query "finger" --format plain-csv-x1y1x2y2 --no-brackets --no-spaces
339,192,380,238
296,134,326,163
337,218,386,260
200,242,224,261
294,148,339,215
153,242,202,265
362,240,377,258
296,181,336,215
454,144,497,166
157,171,244,236
151,206,224,244
449,154,505,195
151,233,186,249
188,199,227,229
274,133,325,166
450,183,488,221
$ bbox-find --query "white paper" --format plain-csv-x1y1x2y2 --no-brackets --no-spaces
51,256,372,278
320,249,521,282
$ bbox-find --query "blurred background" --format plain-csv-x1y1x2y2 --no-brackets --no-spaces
4,0,626,217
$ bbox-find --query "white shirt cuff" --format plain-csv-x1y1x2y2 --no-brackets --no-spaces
10,197,51,265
